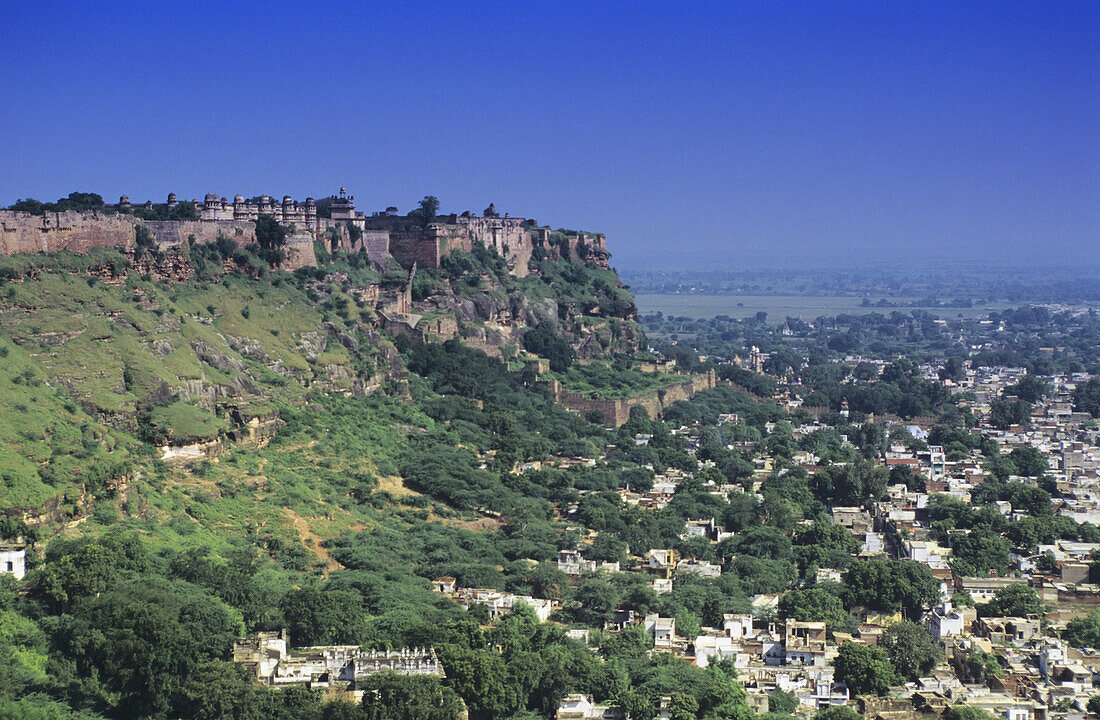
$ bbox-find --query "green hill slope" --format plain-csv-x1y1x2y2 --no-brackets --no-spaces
0,240,766,720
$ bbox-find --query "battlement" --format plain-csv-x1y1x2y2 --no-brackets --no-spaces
118,192,322,229
0,190,612,279
0,209,136,255
363,203,610,277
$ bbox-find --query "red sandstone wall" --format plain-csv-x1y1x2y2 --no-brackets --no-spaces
390,233,443,268
360,231,392,262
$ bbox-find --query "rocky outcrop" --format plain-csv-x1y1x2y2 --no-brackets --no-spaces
129,247,194,282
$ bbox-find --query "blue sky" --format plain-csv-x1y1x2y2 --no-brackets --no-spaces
1,1,1096,271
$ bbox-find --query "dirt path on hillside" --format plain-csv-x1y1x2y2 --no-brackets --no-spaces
284,509,343,574
377,475,419,497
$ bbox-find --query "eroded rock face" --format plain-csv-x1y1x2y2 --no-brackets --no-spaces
191,341,247,373
159,437,228,462
298,331,328,359
130,248,194,282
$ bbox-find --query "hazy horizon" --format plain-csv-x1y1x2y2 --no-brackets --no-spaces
1,1,1096,272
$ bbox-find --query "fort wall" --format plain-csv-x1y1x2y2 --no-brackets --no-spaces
0,192,612,279
364,213,546,276
144,220,257,247
283,232,319,271
456,216,533,277
0,210,136,255
546,371,716,426
360,230,392,262
389,232,444,268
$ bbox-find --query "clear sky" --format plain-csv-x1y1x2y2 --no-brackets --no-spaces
1,1,1096,271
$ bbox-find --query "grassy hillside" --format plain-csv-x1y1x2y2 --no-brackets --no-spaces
0,242,765,720
0,248,396,511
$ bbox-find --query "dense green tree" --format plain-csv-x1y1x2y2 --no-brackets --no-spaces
950,529,1010,576
834,642,898,696
723,492,760,532
1074,378,1100,418
411,196,440,228
38,533,148,610
254,214,290,265
359,671,462,720
1035,552,1059,574
889,464,926,493
943,706,997,720
727,555,797,595
280,586,367,646
769,690,799,714
572,576,621,627
522,323,575,372
963,651,1002,683
1062,609,1100,648
794,521,859,574
989,398,1030,430
939,358,965,382
1005,375,1050,403
843,559,940,619
55,580,240,719
814,707,863,720
778,588,848,627
173,660,263,720
730,526,794,562
1007,447,1048,479
976,584,1044,618
880,621,944,680
436,645,518,720
810,458,888,507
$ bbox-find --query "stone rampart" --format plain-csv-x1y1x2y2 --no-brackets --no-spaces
0,210,136,255
389,232,443,269
457,216,533,277
315,218,391,258
0,198,609,279
547,371,716,426
360,230,392,263
283,232,319,271
0,211,320,271
144,220,257,248
369,214,545,276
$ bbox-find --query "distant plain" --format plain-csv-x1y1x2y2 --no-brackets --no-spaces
632,293,1017,321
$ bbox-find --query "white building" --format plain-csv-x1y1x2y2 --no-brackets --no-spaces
652,577,673,595
924,602,965,641
0,545,25,580
556,694,624,720
677,559,721,578
455,589,553,622
723,614,754,640
693,634,737,668
645,614,678,650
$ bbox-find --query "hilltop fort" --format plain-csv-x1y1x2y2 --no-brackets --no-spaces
0,189,610,276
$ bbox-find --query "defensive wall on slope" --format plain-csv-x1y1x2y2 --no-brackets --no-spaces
0,210,316,270
143,219,257,247
0,192,612,279
546,370,717,426
0,210,136,255
360,209,607,277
